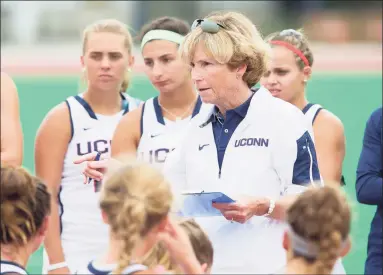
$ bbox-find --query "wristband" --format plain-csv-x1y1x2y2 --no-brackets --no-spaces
263,198,275,217
47,261,68,271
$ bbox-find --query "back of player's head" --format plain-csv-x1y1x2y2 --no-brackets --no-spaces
179,218,214,271
1,165,51,250
180,10,270,88
81,19,134,92
286,185,351,274
265,29,314,70
99,160,173,274
142,218,214,273
137,16,190,43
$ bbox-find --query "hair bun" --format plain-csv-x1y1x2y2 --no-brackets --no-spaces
1,166,36,204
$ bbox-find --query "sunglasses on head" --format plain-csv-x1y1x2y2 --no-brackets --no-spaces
191,19,225,34
279,29,303,38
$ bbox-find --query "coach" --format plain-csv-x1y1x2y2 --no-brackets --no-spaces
356,107,382,275
164,11,322,274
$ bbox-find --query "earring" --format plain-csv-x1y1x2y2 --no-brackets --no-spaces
127,68,132,72
236,74,240,79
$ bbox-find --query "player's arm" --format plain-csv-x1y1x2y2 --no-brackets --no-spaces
313,110,345,184
356,108,382,206
0,73,23,166
35,103,72,274
111,104,143,158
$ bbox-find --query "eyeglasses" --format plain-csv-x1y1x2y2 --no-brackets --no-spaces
191,19,225,34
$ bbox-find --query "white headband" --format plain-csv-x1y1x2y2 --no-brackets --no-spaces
140,30,185,50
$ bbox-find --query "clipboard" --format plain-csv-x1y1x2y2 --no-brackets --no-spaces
180,191,236,217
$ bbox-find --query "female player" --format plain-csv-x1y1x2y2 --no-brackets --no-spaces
1,72,23,166
280,185,351,274
35,19,141,274
142,218,214,274
1,165,51,274
260,29,346,184
164,11,322,273
77,159,204,274
76,16,211,181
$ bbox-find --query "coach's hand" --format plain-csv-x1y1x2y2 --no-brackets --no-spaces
212,198,270,223
73,152,109,184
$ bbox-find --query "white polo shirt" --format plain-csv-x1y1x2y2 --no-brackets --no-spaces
164,87,322,273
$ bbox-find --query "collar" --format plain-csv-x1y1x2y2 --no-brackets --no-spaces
211,88,257,122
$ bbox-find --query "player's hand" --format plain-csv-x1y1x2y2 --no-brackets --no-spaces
48,266,71,275
212,198,270,223
73,152,109,184
156,218,203,274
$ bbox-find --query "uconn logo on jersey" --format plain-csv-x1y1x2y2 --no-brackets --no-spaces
234,137,269,148
77,139,112,156
141,148,175,163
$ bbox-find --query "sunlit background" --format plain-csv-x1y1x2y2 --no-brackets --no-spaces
1,1,382,274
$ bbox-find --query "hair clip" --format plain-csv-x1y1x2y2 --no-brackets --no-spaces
191,19,225,34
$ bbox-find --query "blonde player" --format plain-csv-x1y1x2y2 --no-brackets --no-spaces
1,72,23,166
35,19,141,274
77,160,205,274
76,17,212,181
1,165,51,274
260,29,346,185
279,185,351,274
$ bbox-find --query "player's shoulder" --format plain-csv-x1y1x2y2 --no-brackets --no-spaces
313,108,344,133
0,72,18,96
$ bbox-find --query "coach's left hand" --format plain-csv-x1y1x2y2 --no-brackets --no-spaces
212,198,270,223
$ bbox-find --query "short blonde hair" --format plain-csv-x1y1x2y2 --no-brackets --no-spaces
82,19,133,92
99,160,173,274
179,11,270,87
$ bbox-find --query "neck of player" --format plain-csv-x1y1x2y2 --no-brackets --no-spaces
291,91,309,111
84,86,123,115
102,233,147,265
158,79,198,119
285,257,313,274
216,83,252,117
1,245,30,268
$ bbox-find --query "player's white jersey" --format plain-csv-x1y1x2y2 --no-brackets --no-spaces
45,92,140,273
76,260,147,274
302,103,323,142
137,96,211,170
0,260,28,275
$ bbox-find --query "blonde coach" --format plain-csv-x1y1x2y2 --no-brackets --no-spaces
164,11,323,274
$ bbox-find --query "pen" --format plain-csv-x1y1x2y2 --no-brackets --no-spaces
88,151,102,184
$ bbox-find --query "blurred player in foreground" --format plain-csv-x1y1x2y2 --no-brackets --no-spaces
280,185,351,274
0,165,51,275
78,159,205,274
1,72,23,166
35,19,141,274
142,218,214,273
261,29,346,185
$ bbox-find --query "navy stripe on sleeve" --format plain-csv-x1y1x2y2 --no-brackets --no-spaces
292,131,321,185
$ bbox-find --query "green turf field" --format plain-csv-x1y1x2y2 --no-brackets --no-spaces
12,73,381,274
